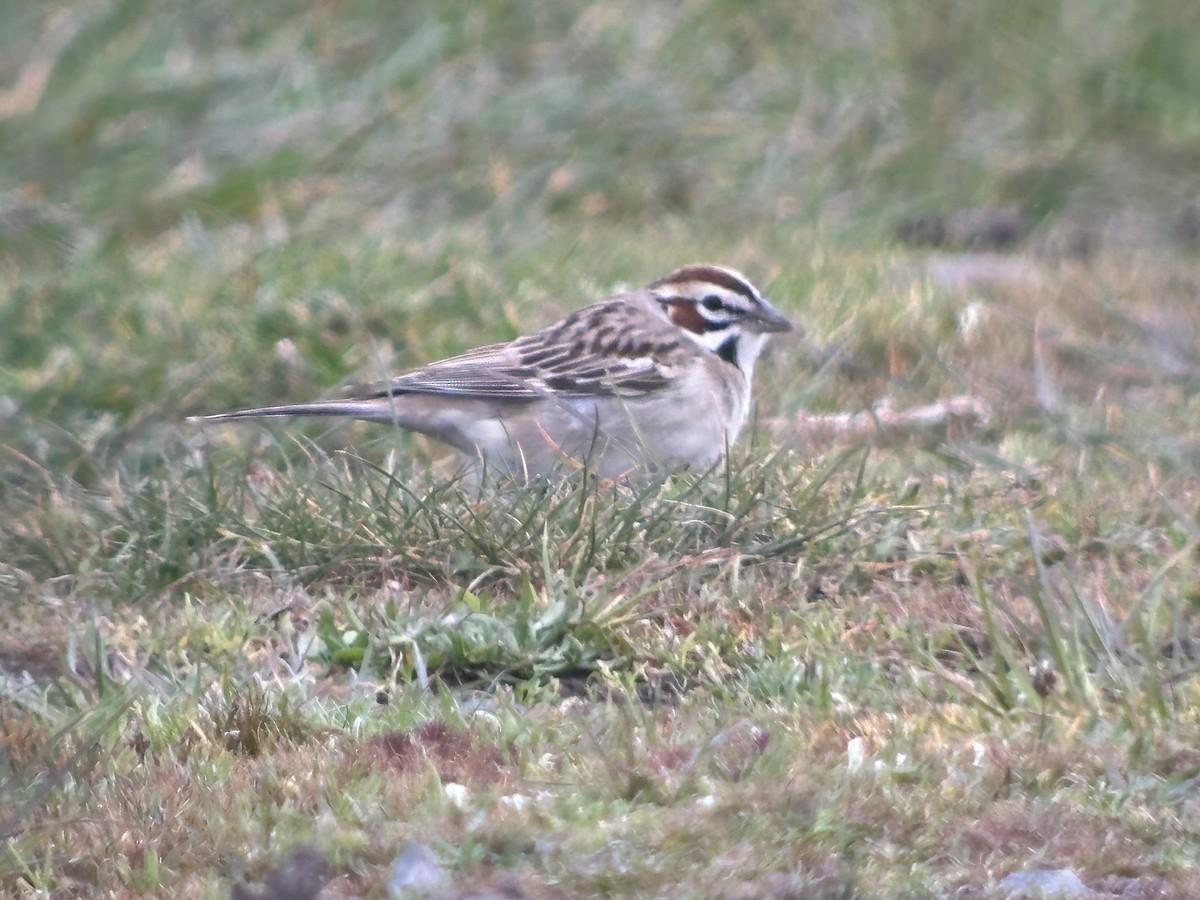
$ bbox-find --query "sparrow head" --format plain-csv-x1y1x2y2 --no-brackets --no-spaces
649,264,792,374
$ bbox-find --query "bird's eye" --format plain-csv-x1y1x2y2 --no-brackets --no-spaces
700,295,724,312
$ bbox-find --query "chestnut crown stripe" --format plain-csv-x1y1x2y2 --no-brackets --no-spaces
650,265,759,300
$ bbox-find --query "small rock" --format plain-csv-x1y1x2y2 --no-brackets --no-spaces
388,842,449,896
846,736,866,773
442,782,471,810
999,867,1094,898
230,845,331,900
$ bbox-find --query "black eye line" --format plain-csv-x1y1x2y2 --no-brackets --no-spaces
658,291,739,333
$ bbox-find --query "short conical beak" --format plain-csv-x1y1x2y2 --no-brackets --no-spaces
752,297,794,334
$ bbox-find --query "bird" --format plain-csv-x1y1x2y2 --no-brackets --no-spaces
190,264,792,480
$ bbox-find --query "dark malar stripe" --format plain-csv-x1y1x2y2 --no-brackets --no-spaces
716,335,740,366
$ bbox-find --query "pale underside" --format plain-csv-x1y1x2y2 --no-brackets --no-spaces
376,378,744,480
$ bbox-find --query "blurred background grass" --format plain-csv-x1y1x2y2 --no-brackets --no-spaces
3,0,1198,467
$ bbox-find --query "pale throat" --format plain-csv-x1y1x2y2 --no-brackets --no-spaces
685,327,766,380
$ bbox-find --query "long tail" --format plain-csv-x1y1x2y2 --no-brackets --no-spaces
187,398,397,424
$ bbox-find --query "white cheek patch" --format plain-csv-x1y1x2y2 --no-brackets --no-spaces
680,325,732,358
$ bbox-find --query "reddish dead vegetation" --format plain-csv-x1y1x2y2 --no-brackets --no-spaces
369,720,510,787
960,800,1171,890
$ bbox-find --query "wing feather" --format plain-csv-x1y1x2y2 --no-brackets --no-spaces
367,297,688,403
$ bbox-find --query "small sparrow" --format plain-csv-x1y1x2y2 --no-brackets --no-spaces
191,265,792,479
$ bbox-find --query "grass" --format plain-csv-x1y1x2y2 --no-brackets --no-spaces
3,0,1200,896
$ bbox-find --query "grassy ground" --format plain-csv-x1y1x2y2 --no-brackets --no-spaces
3,1,1200,896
